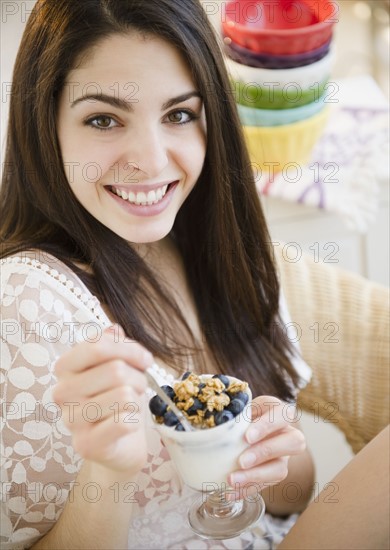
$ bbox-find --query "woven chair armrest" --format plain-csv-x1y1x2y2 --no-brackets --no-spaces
274,245,390,454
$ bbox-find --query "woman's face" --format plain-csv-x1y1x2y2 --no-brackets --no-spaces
57,33,207,243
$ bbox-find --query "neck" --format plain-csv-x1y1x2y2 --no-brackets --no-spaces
130,234,179,271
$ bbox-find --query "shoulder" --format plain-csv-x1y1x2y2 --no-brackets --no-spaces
1,251,90,547
1,250,109,326
1,249,112,384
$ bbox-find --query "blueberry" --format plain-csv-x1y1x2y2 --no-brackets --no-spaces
212,374,230,388
181,371,192,380
186,398,203,416
227,398,245,416
227,390,249,405
163,410,180,427
204,409,215,419
234,391,249,405
149,395,168,417
161,385,175,400
214,410,234,425
175,422,185,431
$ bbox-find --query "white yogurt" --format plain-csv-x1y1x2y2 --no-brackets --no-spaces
154,376,252,491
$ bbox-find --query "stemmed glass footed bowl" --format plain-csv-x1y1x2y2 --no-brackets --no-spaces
154,375,265,540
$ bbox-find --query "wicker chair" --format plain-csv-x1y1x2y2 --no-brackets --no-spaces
274,245,390,454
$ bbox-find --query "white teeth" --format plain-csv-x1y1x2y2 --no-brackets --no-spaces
147,190,157,203
136,192,147,205
112,184,171,206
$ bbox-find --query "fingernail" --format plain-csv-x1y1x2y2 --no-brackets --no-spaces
106,323,123,335
240,452,256,469
246,427,261,444
230,472,246,484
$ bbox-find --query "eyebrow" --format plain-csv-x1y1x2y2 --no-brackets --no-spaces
71,91,202,111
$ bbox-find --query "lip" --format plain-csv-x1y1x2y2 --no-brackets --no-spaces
105,181,179,217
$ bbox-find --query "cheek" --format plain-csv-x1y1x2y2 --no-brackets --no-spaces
57,120,116,178
193,145,207,179
61,143,118,188
183,133,207,177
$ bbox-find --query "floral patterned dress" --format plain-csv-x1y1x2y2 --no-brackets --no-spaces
0,251,311,550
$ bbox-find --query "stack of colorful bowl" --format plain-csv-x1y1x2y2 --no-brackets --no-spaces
222,0,338,170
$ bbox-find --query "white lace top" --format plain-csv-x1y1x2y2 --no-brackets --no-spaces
0,251,311,550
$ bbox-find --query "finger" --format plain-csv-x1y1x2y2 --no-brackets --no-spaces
246,406,290,445
249,396,286,422
72,411,147,471
72,391,146,450
80,360,147,396
53,360,147,404
228,456,290,490
59,385,142,429
91,387,142,424
55,328,153,376
239,427,306,470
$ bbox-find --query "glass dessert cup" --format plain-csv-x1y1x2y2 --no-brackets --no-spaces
154,376,266,540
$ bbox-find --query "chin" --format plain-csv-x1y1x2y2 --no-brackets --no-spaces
116,223,174,245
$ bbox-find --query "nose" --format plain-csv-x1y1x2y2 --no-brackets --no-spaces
122,125,169,179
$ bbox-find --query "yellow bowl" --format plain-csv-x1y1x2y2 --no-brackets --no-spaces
242,106,330,172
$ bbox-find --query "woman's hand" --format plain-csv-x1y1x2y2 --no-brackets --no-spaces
228,395,306,498
52,325,153,476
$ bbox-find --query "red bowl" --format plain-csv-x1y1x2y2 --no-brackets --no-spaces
222,0,338,55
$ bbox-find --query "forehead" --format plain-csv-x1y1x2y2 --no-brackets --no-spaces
65,33,196,96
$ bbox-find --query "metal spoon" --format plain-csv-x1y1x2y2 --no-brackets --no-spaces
146,366,195,432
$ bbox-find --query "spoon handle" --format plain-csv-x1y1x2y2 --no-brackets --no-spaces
146,367,194,432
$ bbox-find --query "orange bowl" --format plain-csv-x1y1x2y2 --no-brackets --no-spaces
222,0,338,55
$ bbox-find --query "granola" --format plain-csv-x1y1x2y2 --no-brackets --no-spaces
149,372,249,430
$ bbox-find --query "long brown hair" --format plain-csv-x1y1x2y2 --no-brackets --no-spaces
0,0,300,400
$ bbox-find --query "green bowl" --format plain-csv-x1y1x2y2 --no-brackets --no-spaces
231,77,329,110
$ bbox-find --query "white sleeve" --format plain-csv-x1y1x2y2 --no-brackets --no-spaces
0,256,110,549
279,289,312,392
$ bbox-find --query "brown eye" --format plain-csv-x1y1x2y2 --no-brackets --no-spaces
95,116,113,128
85,115,118,131
167,110,192,124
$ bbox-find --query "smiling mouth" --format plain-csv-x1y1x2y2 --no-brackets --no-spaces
109,183,175,206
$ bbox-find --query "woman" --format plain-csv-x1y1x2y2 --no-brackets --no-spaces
0,1,388,549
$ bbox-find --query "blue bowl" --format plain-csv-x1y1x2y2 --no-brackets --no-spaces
224,35,331,69
236,92,328,126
